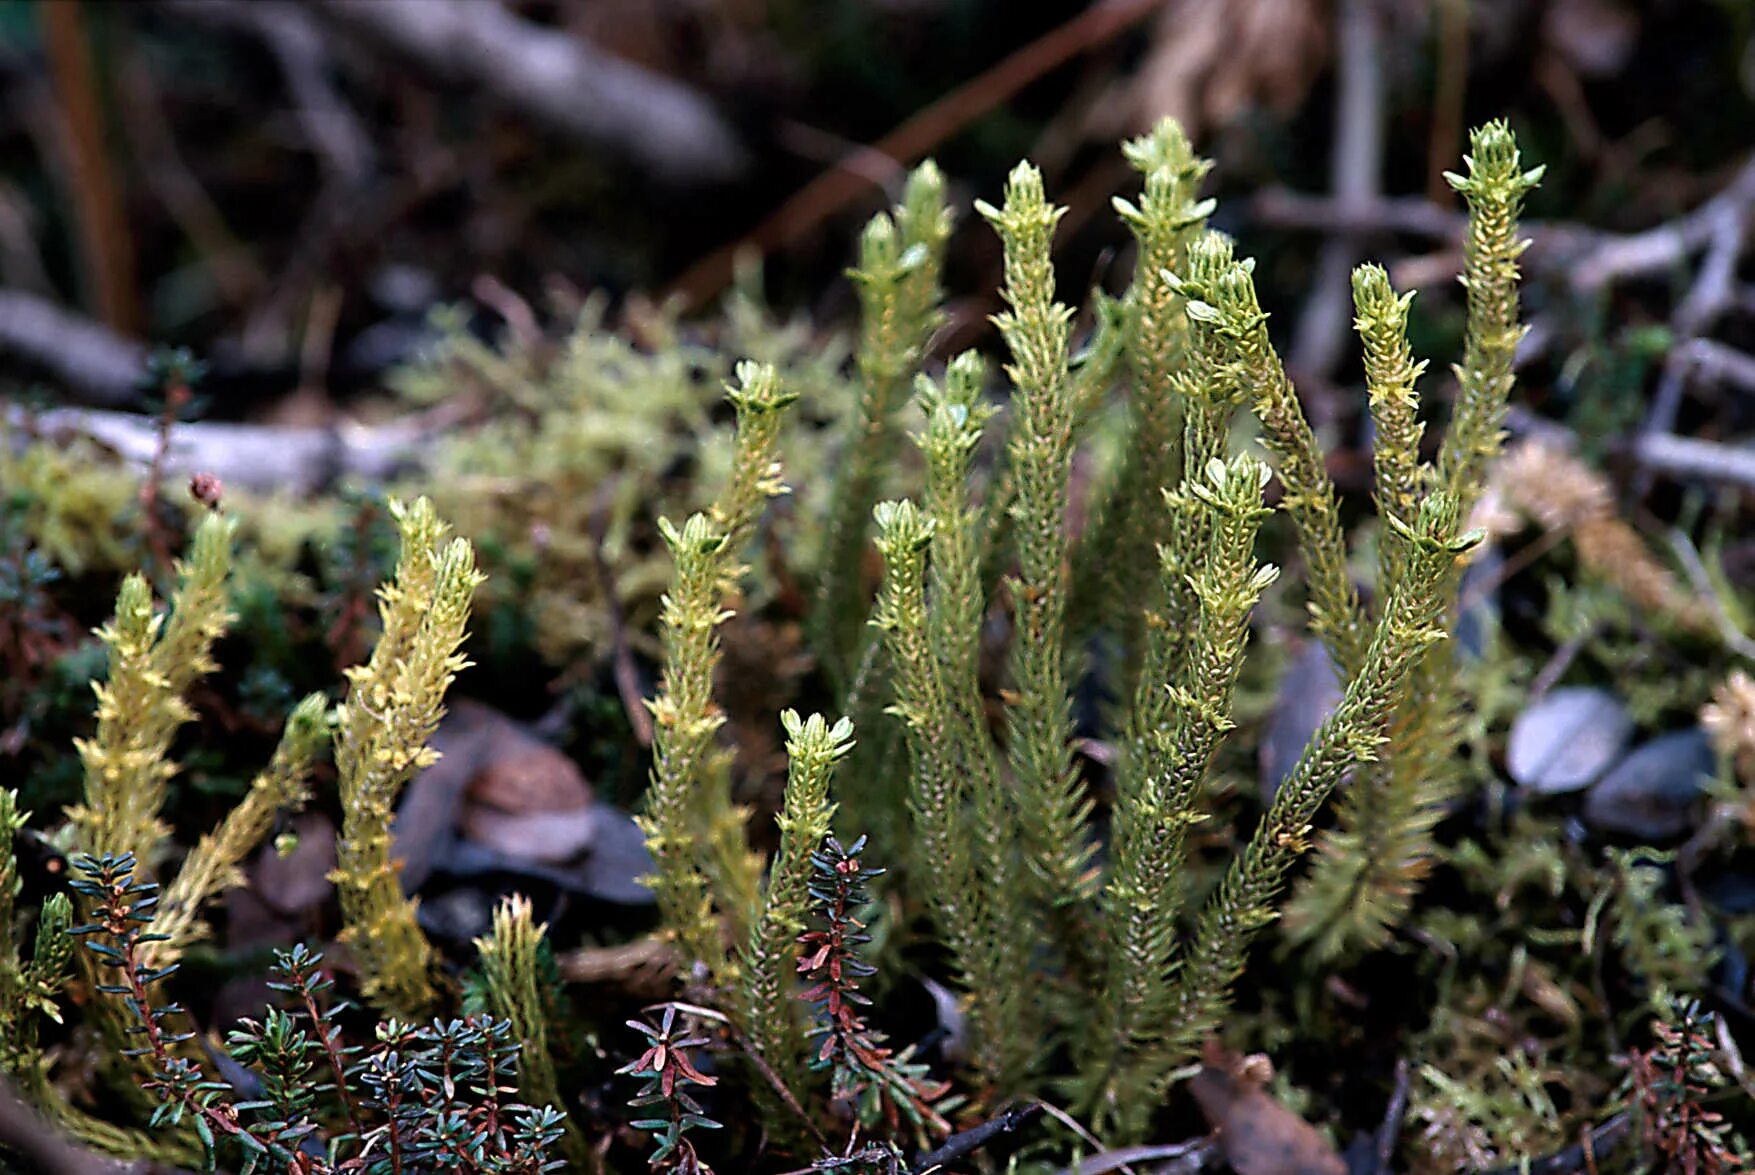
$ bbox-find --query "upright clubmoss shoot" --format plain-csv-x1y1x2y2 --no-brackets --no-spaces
738,710,854,1113
1176,249,1371,678
641,362,799,990
476,894,586,1166
69,511,236,871
1285,126,1541,959
1115,231,1246,822
874,494,1034,1088
1159,494,1480,1093
1438,120,1545,506
1075,118,1215,668
148,692,329,966
913,354,1033,1093
871,498,969,938
1086,456,1277,1126
815,164,952,693
332,496,483,1019
1354,263,1430,592
977,163,1098,964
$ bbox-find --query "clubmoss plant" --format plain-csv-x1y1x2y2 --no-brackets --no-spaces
815,163,953,695
641,117,1525,1149
148,692,328,965
737,710,854,1114
977,164,1099,970
882,353,1034,1093
476,894,586,1166
332,496,484,1019
1283,122,1543,958
1073,118,1216,675
640,361,800,991
1083,455,1279,1120
67,510,236,870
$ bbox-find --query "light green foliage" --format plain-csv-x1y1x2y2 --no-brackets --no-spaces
1415,1053,1573,1171
45,510,326,1129
476,894,587,1165
816,164,953,693
643,512,739,984
149,691,329,965
0,437,155,576
640,362,799,990
738,710,854,1108
332,496,483,1019
1601,849,1717,1013
396,294,851,677
1086,456,1278,1125
69,511,237,869
1285,124,1543,959
1438,120,1546,505
1173,240,1371,678
978,164,1099,959
1075,118,1215,669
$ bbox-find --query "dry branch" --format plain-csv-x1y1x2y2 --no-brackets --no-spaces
297,0,746,186
0,289,145,407
156,0,372,184
1632,432,1755,492
664,0,1166,309
1253,151,1755,295
4,401,438,495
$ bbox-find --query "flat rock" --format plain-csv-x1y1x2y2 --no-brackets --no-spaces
1507,686,1633,793
1260,642,1344,803
461,805,599,863
1583,728,1714,838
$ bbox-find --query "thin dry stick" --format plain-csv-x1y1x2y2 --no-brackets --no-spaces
664,0,1167,309
37,0,138,335
590,477,654,746
1290,0,1385,383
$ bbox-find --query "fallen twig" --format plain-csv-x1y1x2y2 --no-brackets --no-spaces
664,0,1167,309
1665,528,1755,660
911,1102,1043,1174
297,0,746,185
1474,1111,1631,1175
1289,0,1385,384
0,289,145,406
1571,155,1755,292
3,400,439,495
1059,1137,1216,1175
1252,150,1755,296
1373,1058,1413,1175
1632,432,1755,492
156,0,373,184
